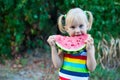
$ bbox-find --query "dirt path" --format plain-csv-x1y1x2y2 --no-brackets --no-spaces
0,49,58,80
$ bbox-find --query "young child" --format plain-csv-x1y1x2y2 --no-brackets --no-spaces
47,8,96,80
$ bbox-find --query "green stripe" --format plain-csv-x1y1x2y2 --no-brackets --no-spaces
62,65,89,73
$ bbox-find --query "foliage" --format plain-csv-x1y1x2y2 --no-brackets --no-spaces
0,0,120,60
97,37,120,70
90,64,120,80
91,36,120,80
0,0,54,59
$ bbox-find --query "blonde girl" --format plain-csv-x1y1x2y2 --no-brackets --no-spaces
47,8,96,80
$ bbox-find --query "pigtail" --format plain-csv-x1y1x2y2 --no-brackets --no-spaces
58,15,66,33
85,11,93,30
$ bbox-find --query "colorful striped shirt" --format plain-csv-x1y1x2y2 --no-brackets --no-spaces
59,49,89,80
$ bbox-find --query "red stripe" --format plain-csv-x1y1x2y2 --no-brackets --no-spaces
59,76,70,80
64,54,87,60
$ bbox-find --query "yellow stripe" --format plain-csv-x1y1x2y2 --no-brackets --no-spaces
64,57,86,64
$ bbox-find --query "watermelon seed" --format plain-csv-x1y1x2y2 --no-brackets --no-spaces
71,44,74,46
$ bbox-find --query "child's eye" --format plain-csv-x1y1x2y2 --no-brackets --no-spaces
70,26,75,29
79,24,83,28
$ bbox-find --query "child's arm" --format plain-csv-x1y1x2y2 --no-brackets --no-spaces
86,36,97,72
51,47,63,69
47,35,63,69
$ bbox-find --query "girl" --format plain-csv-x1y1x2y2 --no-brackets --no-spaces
47,8,96,80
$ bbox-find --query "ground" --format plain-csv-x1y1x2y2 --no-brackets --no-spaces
0,49,58,80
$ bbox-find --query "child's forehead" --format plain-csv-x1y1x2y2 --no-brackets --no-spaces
66,8,87,23
73,17,85,25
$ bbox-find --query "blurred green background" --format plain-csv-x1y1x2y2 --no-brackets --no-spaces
0,0,120,79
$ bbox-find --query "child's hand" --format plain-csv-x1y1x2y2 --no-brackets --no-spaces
47,35,56,47
85,36,94,50
85,36,96,72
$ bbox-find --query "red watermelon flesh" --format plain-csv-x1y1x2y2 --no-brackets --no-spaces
55,34,89,52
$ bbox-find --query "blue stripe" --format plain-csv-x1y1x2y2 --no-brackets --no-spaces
63,61,86,68
72,50,87,56
60,69,89,77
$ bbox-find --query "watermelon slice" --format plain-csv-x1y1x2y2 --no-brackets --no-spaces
55,34,90,54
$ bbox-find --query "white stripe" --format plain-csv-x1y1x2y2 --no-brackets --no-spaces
59,72,89,80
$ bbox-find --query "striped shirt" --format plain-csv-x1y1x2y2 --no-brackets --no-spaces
59,49,89,80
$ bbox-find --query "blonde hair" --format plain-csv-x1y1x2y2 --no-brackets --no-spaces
58,8,93,33
58,15,66,33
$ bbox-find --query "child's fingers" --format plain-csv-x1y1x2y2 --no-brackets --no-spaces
47,36,56,46
89,38,94,45
85,37,94,45
85,37,94,50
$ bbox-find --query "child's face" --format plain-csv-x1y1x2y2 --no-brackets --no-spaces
65,22,88,36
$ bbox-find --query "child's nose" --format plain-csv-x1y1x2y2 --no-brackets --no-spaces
75,27,81,34
75,27,81,33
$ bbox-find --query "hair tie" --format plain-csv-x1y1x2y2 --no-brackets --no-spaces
84,11,87,15
64,14,66,18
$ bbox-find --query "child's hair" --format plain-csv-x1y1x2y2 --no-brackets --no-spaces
58,8,93,33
